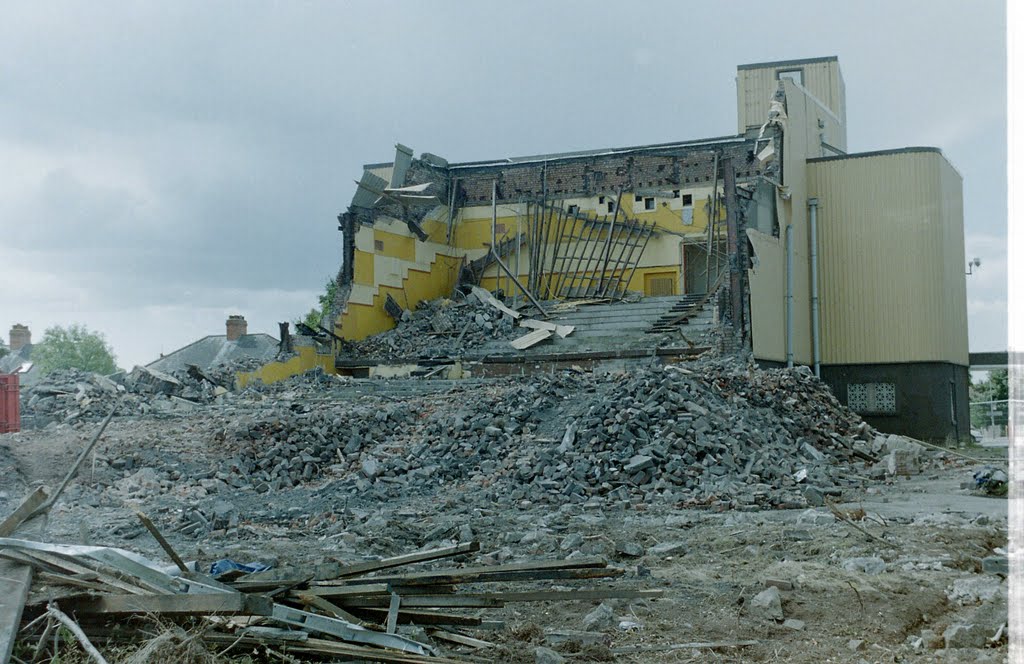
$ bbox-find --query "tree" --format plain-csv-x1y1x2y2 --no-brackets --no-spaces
32,324,118,375
971,369,1008,402
296,277,339,331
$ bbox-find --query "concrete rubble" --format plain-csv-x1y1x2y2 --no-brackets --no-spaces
0,351,1008,662
346,295,522,359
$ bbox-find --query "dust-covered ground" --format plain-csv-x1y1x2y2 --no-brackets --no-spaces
0,370,1009,664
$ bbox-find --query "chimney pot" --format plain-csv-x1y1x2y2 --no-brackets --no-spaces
9,324,30,352
226,315,247,341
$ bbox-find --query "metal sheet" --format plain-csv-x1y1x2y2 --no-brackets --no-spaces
806,150,968,366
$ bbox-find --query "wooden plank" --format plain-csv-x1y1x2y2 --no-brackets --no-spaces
201,633,471,664
510,328,553,350
295,583,391,598
36,571,115,594
297,594,368,627
349,607,482,627
427,629,495,650
134,511,188,573
334,568,621,588
394,567,624,586
0,488,48,537
0,491,47,664
455,588,663,603
385,593,400,634
61,593,273,617
7,550,149,595
611,640,759,654
332,542,480,579
327,556,608,586
328,595,503,609
0,560,32,663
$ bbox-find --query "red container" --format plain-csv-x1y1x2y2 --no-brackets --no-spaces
0,373,20,433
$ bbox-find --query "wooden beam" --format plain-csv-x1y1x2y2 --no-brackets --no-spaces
454,588,663,603
0,560,32,663
331,556,605,583
134,511,188,573
324,595,503,609
427,629,495,650
0,488,47,537
348,607,481,627
60,593,273,617
201,633,471,664
332,542,479,579
296,594,368,627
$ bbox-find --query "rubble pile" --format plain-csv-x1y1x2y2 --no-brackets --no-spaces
346,296,520,358
20,365,230,424
215,358,901,509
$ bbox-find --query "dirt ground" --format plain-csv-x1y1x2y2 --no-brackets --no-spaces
0,407,1009,663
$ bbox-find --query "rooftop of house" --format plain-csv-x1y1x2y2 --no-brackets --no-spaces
146,333,279,374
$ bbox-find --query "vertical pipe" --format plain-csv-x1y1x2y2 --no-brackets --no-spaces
809,197,821,378
785,223,794,368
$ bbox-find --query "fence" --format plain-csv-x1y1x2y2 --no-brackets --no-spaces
969,399,1009,439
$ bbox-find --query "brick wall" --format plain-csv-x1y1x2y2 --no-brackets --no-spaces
450,140,758,203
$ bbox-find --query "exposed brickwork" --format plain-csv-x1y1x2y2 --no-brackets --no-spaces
450,140,759,203
8,324,30,352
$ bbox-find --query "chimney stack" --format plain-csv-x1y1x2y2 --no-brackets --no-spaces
226,315,247,341
9,324,30,352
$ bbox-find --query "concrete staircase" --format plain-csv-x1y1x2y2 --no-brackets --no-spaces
475,295,716,356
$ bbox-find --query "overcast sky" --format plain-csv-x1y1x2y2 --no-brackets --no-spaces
0,0,1007,369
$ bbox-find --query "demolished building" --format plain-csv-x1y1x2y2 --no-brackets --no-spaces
329,56,969,442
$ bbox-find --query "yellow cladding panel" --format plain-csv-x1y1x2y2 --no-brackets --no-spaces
236,343,336,388
337,253,463,341
807,150,967,366
373,229,417,262
353,249,375,286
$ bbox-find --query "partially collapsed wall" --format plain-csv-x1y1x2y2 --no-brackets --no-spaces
330,138,766,345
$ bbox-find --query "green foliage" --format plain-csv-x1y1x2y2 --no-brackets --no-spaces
0,345,7,359
972,369,1009,402
295,277,338,331
32,324,119,376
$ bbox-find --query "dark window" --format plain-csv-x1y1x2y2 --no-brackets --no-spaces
374,239,384,252
644,197,655,210
607,201,615,213
682,194,693,206
672,189,680,198
598,195,606,204
567,204,579,214
635,194,643,202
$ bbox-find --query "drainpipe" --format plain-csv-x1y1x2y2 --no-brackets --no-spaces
785,223,794,368
808,197,821,378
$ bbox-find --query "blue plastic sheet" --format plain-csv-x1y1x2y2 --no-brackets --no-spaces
209,559,272,576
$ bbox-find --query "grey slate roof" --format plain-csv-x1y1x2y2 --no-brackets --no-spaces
146,334,280,374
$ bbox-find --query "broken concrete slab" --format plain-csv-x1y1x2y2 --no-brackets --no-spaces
510,328,554,350
748,586,783,621
943,622,989,649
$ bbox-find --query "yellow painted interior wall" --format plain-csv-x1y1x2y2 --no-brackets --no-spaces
235,343,336,388
337,189,725,345
338,253,464,341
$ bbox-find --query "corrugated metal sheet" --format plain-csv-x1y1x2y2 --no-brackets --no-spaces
807,150,968,366
737,59,845,136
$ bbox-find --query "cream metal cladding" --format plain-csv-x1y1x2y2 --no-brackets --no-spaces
807,149,968,366
747,79,841,365
737,56,847,151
